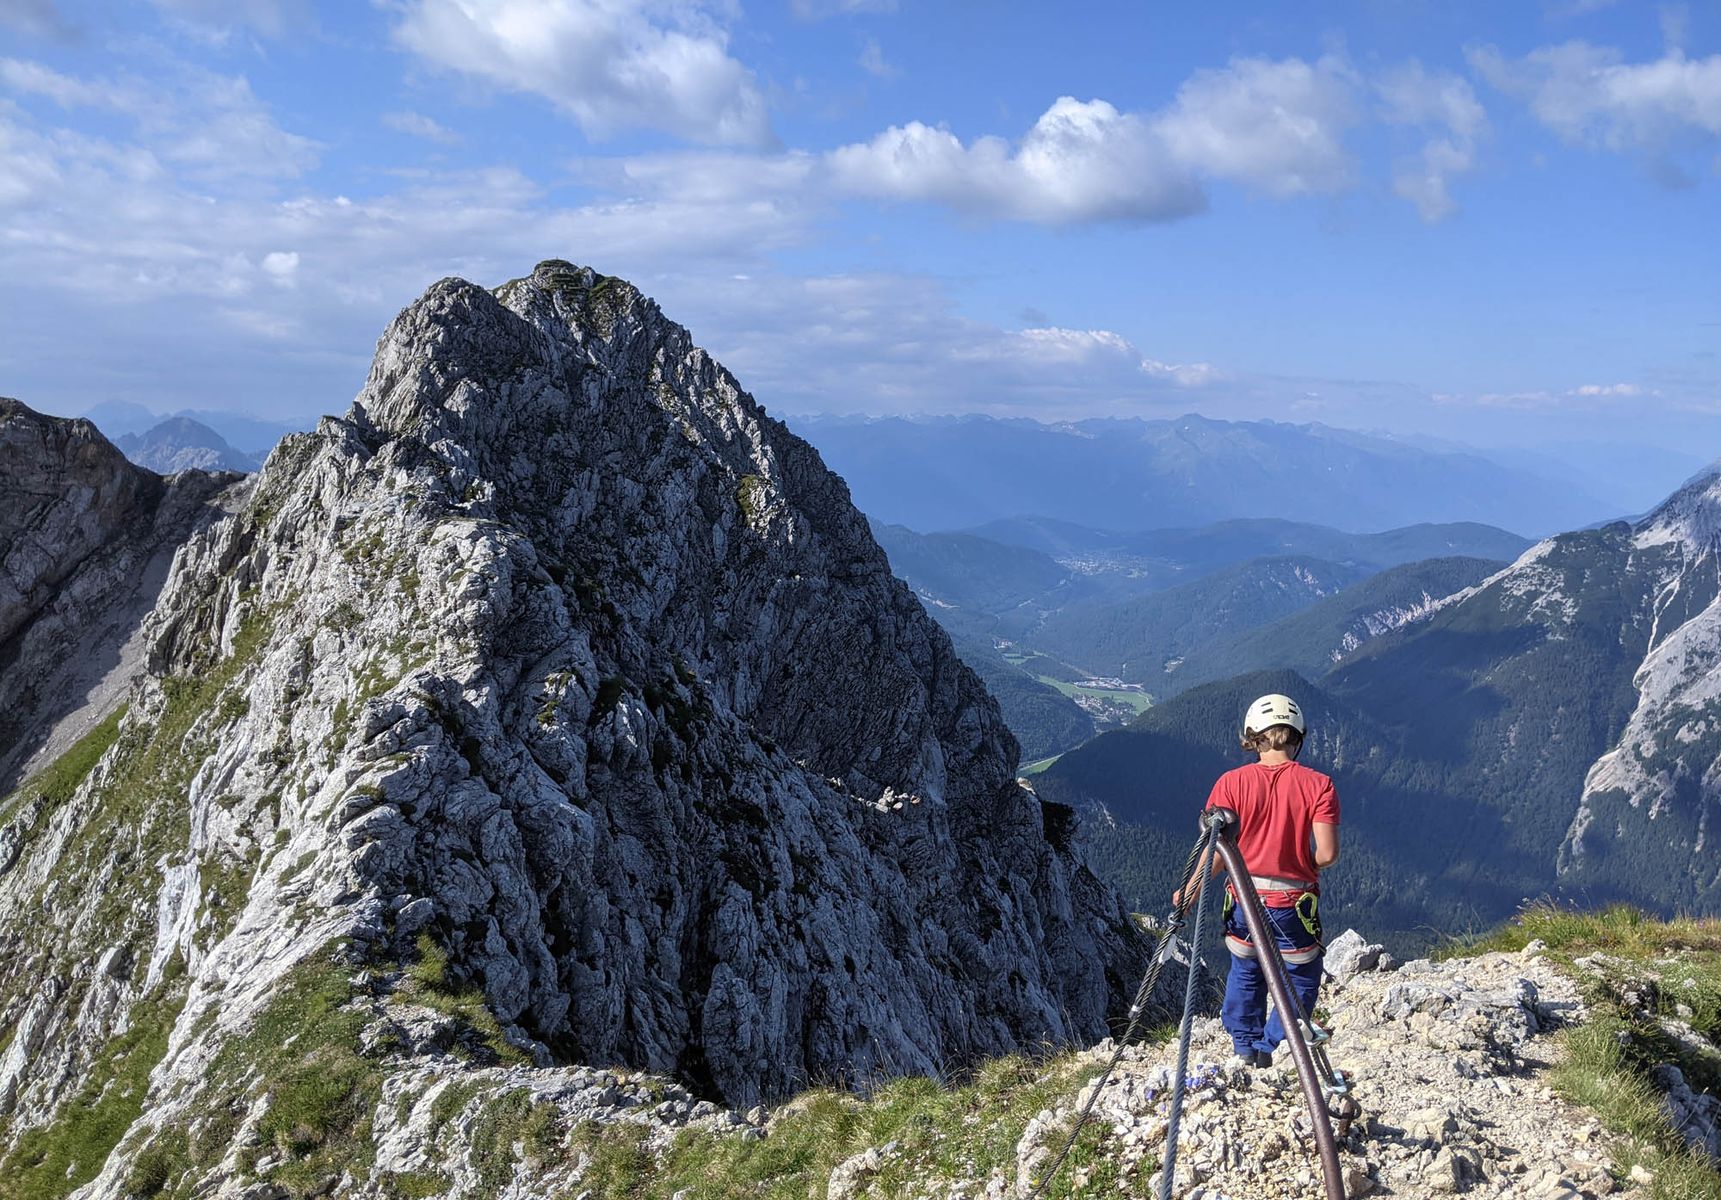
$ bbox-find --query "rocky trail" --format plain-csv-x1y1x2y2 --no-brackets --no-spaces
1027,937,1621,1200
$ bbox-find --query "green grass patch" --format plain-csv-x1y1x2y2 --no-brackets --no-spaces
0,983,186,1200
203,945,384,1198
398,934,529,1067
1441,903,1721,1200
3,704,126,819
1031,675,1153,715
546,1052,1130,1200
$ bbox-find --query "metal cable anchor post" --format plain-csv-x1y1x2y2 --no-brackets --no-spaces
1207,806,1347,1200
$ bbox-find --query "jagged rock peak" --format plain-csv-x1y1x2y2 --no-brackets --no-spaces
0,258,1147,1198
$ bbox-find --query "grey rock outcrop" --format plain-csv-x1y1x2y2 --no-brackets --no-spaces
1324,927,1388,986
0,261,1146,1195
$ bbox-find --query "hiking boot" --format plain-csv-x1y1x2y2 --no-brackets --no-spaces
1251,1050,1274,1068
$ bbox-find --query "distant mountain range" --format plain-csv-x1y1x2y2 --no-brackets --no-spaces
1032,464,1721,954
115,416,259,474
794,413,1628,537
81,400,304,459
872,517,1527,758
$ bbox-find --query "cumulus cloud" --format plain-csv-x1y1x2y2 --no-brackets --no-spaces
1377,62,1489,221
826,55,1359,224
827,98,1206,223
382,110,461,144
1470,41,1721,184
392,0,774,148
1155,54,1358,195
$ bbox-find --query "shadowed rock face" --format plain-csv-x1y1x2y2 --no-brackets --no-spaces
0,400,234,790
0,260,1147,1187
0,398,162,648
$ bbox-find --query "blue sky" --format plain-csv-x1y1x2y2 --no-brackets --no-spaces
2,0,1719,470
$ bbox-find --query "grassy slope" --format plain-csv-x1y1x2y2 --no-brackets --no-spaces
1442,905,1721,1200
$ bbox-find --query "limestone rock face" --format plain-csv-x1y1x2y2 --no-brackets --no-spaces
0,262,1145,1195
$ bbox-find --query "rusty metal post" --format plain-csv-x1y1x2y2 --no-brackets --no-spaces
1206,806,1346,1200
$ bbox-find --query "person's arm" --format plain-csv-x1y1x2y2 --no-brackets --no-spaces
1175,777,1232,907
1312,821,1340,869
1171,850,1227,909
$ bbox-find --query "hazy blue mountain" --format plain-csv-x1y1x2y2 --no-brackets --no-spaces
115,416,259,474
967,516,1528,573
1030,556,1369,683
175,409,306,457
1159,555,1506,694
791,413,1615,536
82,402,306,459
870,522,1072,614
78,399,160,440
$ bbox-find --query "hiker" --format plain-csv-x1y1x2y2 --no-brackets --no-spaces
1175,693,1340,1067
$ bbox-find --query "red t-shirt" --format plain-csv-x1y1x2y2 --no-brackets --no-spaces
1204,761,1340,906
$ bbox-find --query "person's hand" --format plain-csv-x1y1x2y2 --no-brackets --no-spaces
1171,886,1184,909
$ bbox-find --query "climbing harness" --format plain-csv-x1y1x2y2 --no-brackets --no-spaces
1212,810,1349,1199
1027,807,1353,1200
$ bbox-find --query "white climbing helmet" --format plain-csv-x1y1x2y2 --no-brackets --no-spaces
1243,693,1305,736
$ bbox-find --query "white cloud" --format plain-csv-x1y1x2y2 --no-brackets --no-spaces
1155,54,1358,195
1470,42,1721,183
1377,62,1488,221
825,55,1359,225
858,37,897,79
827,98,1204,223
0,55,319,180
671,272,1237,420
261,249,299,283
392,0,774,148
1434,382,1657,408
382,110,462,144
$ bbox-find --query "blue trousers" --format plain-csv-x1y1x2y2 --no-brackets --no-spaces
1220,901,1324,1057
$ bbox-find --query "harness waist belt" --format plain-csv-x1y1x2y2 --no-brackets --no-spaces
1251,874,1316,893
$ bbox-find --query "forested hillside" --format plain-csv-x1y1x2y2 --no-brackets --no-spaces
1040,480,1721,955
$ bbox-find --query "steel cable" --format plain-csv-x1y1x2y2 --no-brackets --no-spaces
1024,822,1217,1200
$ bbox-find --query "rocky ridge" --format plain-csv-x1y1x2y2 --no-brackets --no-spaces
0,261,1146,1196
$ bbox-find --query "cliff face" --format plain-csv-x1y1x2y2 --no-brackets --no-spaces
0,399,235,792
0,262,1144,1196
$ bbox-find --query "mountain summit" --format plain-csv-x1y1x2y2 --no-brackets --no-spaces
0,262,1143,1195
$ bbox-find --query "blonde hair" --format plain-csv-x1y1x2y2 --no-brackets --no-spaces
1241,724,1303,754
